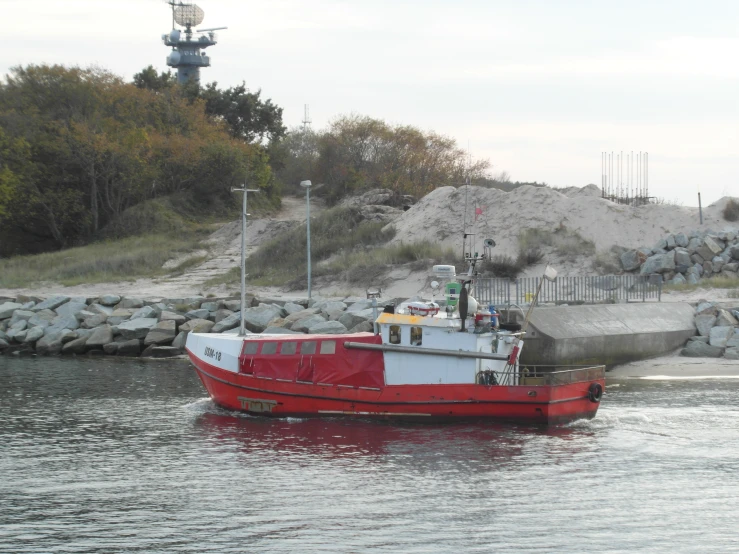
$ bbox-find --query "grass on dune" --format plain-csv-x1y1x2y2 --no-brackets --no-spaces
0,234,207,288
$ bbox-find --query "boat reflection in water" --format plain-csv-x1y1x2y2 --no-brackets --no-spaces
192,407,596,468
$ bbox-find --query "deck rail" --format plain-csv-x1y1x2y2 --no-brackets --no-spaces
519,365,606,386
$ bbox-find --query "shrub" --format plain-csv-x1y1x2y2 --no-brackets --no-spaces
723,198,739,222
483,255,521,279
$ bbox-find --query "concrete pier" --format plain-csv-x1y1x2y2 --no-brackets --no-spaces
515,303,696,366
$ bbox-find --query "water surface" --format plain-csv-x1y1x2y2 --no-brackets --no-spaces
1,357,738,553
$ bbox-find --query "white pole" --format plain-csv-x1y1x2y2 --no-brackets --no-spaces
231,186,259,336
300,180,313,300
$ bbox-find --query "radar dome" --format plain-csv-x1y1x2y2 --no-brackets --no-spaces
169,29,181,42
167,51,181,65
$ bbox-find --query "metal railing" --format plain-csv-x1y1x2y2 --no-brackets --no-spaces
518,365,606,386
473,274,662,306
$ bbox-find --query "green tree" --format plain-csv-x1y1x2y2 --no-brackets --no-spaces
132,65,176,93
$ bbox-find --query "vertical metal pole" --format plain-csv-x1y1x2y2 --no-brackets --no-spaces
240,188,247,336
231,186,259,336
306,186,312,300
698,191,703,225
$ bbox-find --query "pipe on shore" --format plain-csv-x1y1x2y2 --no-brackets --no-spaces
343,341,510,361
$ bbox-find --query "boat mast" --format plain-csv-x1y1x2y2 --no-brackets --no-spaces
231,184,259,336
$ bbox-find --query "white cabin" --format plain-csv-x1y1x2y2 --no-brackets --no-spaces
375,312,520,386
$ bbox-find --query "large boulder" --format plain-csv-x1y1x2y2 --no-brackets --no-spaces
130,305,159,320
709,326,735,348
180,318,215,333
36,329,75,355
306,320,348,334
117,318,158,340
674,248,692,268
44,314,79,336
348,321,374,334
291,314,327,333
56,301,87,318
716,309,739,327
674,232,689,247
694,314,717,336
0,302,22,319
142,346,181,358
338,311,372,330
703,236,724,255
83,314,108,329
98,294,121,306
9,310,34,327
284,308,321,327
108,309,135,326
213,309,234,323
725,348,739,360
640,251,675,275
144,320,177,345
283,302,306,315
160,311,187,325
681,341,724,358
695,302,717,316
32,296,70,312
116,339,142,357
115,297,145,310
730,245,739,260
241,304,288,333
262,326,304,334
27,309,56,329
211,313,241,333
620,249,648,271
86,324,114,348
86,303,114,316
186,308,210,320
171,331,188,350
62,335,90,354
23,326,45,344
314,300,347,316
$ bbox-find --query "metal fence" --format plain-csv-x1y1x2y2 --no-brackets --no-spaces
473,274,663,306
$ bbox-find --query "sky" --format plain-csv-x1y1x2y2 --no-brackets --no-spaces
1,0,737,207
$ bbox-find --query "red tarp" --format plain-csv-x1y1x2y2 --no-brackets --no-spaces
240,334,384,388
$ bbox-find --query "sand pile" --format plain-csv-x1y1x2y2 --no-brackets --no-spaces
389,185,737,265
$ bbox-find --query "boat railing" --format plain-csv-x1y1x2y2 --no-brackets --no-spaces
518,365,606,386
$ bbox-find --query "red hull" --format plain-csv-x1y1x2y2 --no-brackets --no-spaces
187,349,604,425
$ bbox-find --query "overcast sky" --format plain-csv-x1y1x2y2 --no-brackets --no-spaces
2,0,737,206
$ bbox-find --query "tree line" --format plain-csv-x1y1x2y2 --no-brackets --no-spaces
1,63,500,257
272,115,490,204
0,64,284,256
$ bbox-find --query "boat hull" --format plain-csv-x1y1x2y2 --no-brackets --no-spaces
188,349,603,425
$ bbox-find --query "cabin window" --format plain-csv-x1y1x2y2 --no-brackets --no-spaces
280,342,297,355
243,342,259,355
410,326,422,346
261,342,277,355
301,341,317,355
319,341,336,354
389,325,401,345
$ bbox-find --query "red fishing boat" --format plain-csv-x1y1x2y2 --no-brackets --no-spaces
186,253,605,424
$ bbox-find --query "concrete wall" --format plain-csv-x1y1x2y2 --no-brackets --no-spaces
513,303,696,366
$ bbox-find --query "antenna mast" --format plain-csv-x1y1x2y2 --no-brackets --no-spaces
302,104,312,132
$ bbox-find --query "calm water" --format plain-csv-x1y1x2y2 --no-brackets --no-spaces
1,357,738,553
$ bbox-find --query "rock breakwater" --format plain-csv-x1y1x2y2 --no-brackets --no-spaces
0,294,379,358
681,301,739,360
620,229,739,285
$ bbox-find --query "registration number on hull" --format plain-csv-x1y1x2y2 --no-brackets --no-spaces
204,346,222,362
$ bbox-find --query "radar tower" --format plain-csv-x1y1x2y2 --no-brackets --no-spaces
161,1,227,84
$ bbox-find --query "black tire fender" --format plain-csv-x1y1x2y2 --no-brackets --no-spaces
588,382,603,403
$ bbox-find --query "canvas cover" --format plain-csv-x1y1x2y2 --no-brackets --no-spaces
240,333,384,388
